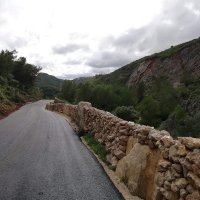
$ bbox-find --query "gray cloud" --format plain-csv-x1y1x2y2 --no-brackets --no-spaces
86,51,132,68
6,36,28,49
59,72,93,80
53,43,90,54
0,0,199,80
64,60,82,65
86,0,200,71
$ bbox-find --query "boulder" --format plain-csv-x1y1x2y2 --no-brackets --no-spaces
178,137,200,150
116,143,161,200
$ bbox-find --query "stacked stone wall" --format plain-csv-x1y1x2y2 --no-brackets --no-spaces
46,101,200,200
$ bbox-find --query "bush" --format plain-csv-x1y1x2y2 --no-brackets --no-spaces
137,78,178,127
184,112,200,138
138,96,161,127
160,106,200,138
159,105,187,137
113,106,139,122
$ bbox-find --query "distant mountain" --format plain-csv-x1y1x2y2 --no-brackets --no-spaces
91,37,200,116
36,73,64,88
36,73,64,99
73,76,93,84
94,37,200,87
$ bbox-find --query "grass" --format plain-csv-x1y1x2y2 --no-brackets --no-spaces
83,133,107,163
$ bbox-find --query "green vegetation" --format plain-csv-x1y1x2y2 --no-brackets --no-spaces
0,50,42,117
138,77,178,127
93,37,200,86
59,37,200,138
83,133,107,162
60,74,200,138
160,77,200,138
36,73,63,99
60,81,136,111
112,106,139,122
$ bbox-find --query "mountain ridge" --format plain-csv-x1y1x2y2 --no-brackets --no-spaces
93,37,200,87
35,73,63,98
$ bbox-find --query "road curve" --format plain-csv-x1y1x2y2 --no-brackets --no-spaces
0,100,124,200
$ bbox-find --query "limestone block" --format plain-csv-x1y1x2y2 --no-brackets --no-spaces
119,145,127,152
186,149,200,167
162,189,178,200
180,188,188,198
186,191,200,200
165,170,175,182
187,171,200,189
162,149,170,159
160,135,175,148
169,142,188,162
114,149,126,160
134,125,152,136
186,184,195,194
172,164,183,174
157,160,171,172
106,154,118,167
164,180,171,190
116,143,161,200
178,137,200,150
148,130,163,142
173,178,188,189
156,172,165,187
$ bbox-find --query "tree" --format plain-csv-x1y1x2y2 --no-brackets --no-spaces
61,80,77,103
136,82,145,102
13,57,41,88
138,96,161,127
0,50,17,76
76,82,93,103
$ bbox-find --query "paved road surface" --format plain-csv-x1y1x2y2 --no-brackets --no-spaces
0,100,124,200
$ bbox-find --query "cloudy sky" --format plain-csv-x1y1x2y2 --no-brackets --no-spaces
0,0,200,79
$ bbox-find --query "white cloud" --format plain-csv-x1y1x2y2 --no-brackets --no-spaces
0,0,199,79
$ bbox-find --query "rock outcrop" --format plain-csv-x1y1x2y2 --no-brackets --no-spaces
46,101,200,200
127,42,200,87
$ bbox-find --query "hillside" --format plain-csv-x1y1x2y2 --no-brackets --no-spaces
61,37,200,137
0,50,42,118
35,73,63,99
94,37,200,86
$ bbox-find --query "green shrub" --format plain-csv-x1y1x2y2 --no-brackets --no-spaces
113,106,139,122
184,112,200,138
138,96,161,127
159,105,187,137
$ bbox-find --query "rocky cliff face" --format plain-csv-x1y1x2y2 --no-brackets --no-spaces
95,38,200,87
127,41,200,87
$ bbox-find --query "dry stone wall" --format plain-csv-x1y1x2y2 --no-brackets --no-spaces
46,101,200,200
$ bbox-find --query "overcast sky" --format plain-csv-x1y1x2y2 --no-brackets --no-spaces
0,0,200,79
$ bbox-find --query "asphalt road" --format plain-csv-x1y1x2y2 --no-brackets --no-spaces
0,100,124,200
